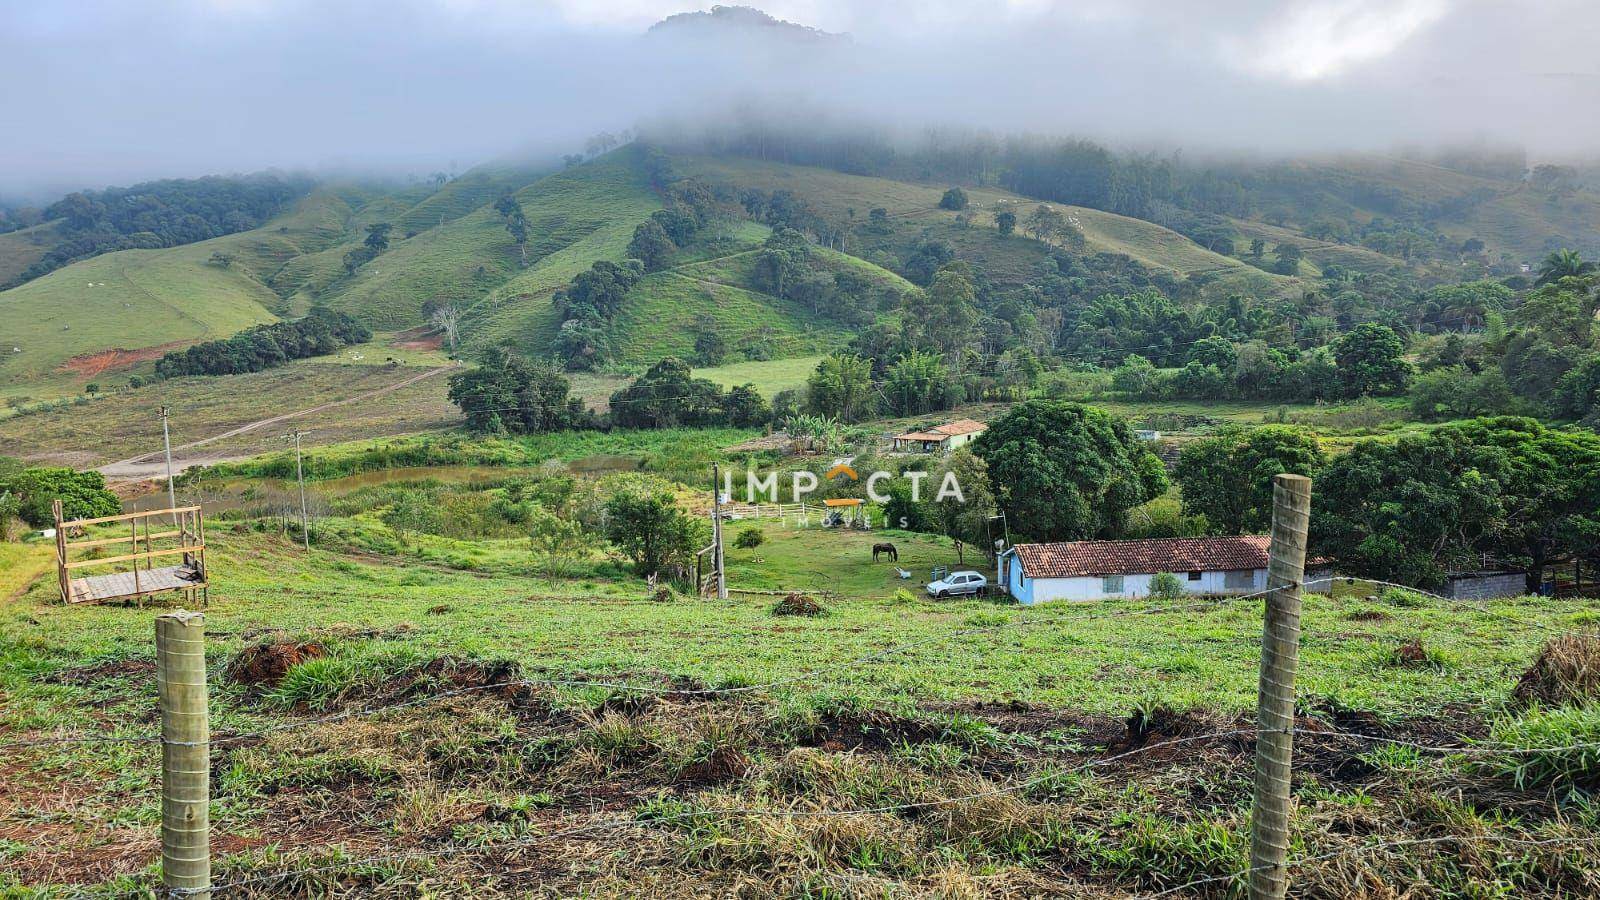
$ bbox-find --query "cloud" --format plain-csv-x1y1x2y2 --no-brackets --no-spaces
0,0,1596,200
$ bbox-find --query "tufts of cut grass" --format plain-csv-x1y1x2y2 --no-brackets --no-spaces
1513,632,1600,708
1474,704,1600,792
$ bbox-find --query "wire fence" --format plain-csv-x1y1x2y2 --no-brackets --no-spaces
10,572,1598,898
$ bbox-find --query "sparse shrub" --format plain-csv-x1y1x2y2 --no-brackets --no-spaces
773,592,827,617
890,588,918,605
733,527,764,550
1149,572,1185,601
1514,633,1600,707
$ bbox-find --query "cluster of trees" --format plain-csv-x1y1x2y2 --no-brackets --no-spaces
1110,323,1411,403
11,173,315,287
552,259,644,370
445,348,599,434
626,177,724,271
0,458,121,528
1165,418,1600,591
448,353,769,434
153,309,369,378
610,358,770,429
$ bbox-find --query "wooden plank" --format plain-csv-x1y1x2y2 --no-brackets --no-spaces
62,544,205,570
69,565,204,604
60,506,202,529
65,530,185,551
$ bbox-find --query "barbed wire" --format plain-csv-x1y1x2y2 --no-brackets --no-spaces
0,574,1549,753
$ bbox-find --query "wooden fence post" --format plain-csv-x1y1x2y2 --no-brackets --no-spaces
1249,474,1311,900
157,610,210,899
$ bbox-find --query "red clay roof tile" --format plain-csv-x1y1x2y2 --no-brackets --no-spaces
1014,536,1272,578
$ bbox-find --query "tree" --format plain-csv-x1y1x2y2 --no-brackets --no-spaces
973,400,1168,542
734,527,765,550
1408,367,1515,421
446,351,593,434
724,384,771,428
994,210,1016,237
1535,248,1596,286
528,506,588,576
430,303,462,355
382,489,440,546
1175,426,1325,535
610,358,727,428
806,354,876,423
605,480,705,579
693,328,727,366
627,219,676,272
938,187,969,211
1272,242,1303,275
1186,336,1238,371
1333,323,1410,397
867,207,890,232
1248,238,1265,259
364,222,392,252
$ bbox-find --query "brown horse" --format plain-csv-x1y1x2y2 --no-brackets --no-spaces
872,542,898,562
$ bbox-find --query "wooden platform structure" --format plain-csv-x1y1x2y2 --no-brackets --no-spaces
53,501,208,606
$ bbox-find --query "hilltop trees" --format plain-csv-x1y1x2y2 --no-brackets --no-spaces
974,400,1167,542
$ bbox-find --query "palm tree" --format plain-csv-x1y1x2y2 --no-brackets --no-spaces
1535,248,1596,286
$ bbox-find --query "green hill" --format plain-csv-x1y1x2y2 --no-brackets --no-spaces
675,154,1301,298
0,221,65,287
326,147,660,331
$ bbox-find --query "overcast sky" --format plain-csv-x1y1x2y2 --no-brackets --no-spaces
3,0,1598,200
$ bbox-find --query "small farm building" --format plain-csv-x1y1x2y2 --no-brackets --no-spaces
998,536,1281,605
891,419,987,453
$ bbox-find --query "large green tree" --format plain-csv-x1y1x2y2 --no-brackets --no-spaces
1333,323,1410,397
973,400,1168,542
1175,426,1325,535
604,479,706,579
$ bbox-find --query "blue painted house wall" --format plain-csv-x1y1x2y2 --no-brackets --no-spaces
1000,548,1033,604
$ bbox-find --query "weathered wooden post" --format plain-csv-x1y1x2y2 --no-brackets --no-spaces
710,463,727,600
157,610,210,899
1249,474,1311,900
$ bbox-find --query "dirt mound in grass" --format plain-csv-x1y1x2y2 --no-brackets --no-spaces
224,640,327,687
772,592,827,617
1514,633,1600,707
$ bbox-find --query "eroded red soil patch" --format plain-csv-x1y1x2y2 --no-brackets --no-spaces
58,341,192,378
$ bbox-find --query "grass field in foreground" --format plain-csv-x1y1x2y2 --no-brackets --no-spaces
4,522,1598,896
4,524,1592,719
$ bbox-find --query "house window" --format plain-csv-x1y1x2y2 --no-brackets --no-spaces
1187,571,1203,581
1102,575,1125,594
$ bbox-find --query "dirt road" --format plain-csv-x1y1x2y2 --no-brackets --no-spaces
97,364,455,482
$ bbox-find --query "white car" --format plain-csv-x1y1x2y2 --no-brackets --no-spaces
926,571,988,598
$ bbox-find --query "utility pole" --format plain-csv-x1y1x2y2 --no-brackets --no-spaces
711,463,727,600
291,431,309,551
160,406,178,524
156,609,210,899
1248,473,1312,900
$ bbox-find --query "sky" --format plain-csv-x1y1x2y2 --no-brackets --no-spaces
2,0,1598,200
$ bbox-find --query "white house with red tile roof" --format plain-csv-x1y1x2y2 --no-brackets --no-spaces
997,536,1275,604
890,419,987,453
